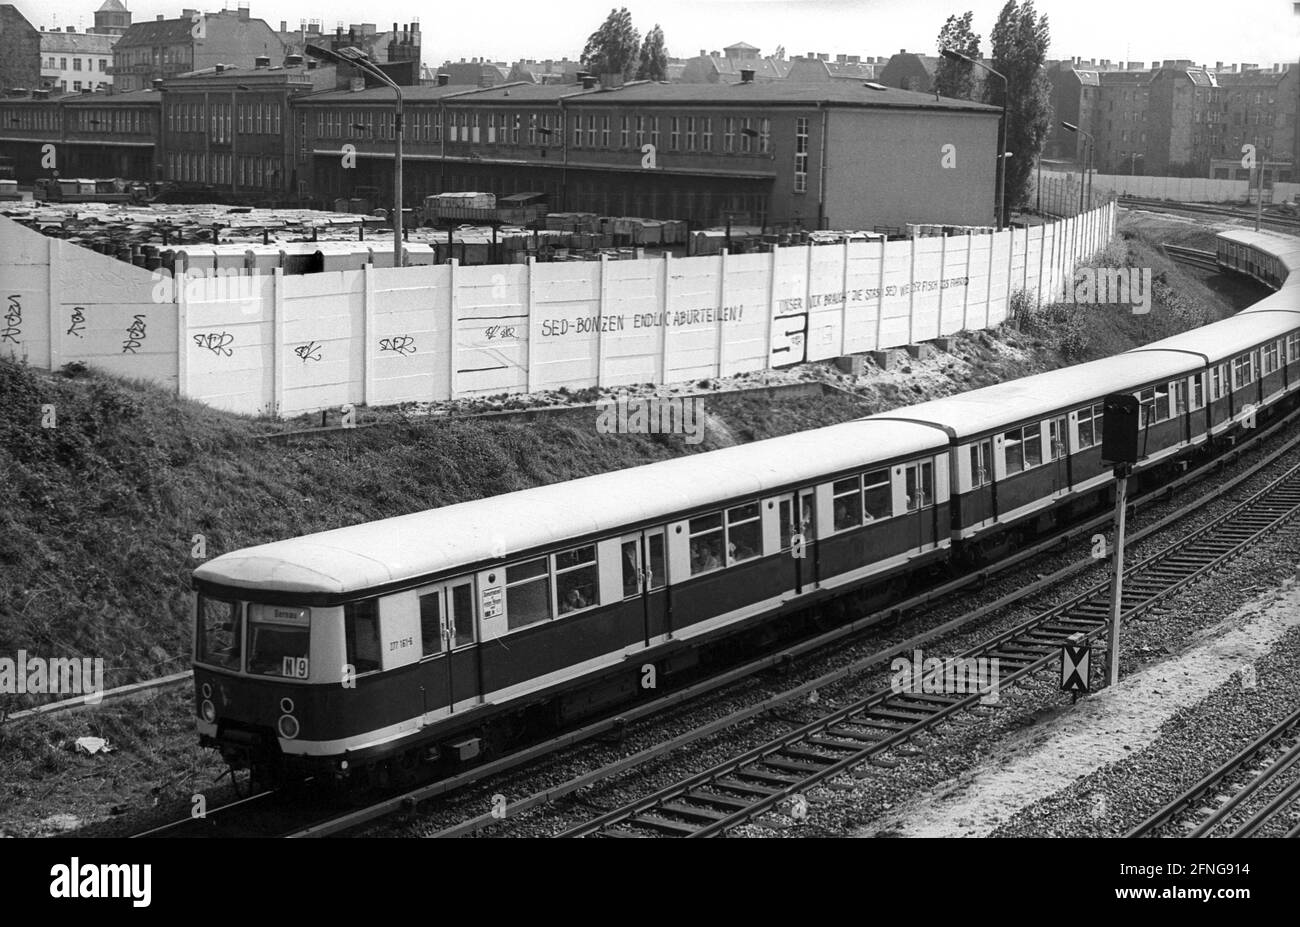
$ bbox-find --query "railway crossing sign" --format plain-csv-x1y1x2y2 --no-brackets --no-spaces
1061,637,1091,693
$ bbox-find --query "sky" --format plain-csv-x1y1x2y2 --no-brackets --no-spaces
24,0,1300,69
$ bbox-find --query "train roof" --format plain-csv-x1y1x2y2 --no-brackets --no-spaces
1129,309,1300,360
862,351,1197,439
193,417,947,596
1219,228,1300,284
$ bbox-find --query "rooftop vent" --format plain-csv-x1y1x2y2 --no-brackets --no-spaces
581,75,597,89
862,81,889,91
285,54,304,67
254,56,271,69
436,73,449,86
151,78,164,90
215,63,226,73
739,68,755,83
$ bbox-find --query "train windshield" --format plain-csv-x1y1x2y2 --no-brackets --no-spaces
196,595,241,670
246,605,312,679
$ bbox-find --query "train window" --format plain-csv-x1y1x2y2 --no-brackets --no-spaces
689,513,725,575
647,534,666,590
621,540,640,597
1231,355,1256,390
726,503,761,564
969,441,993,486
246,605,311,678
506,558,552,629
1154,387,1170,422
419,593,443,656
344,600,382,675
1048,416,1068,460
1171,381,1187,417
1210,365,1227,401
779,498,796,550
451,584,474,648
1004,424,1042,474
832,478,863,530
1263,342,1281,375
863,469,891,519
1286,334,1300,364
555,545,598,615
1077,404,1103,449
904,461,933,512
1189,376,1205,410
196,596,241,670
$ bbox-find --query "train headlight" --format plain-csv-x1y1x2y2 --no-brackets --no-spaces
200,699,216,723
277,714,300,739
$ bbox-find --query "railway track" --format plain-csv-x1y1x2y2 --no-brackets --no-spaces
553,460,1300,837
1162,244,1219,272
1120,197,1300,234
113,412,1300,839
1127,704,1300,838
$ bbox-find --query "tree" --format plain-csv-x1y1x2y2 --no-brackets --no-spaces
933,12,981,100
582,7,641,82
636,24,669,81
985,0,1053,212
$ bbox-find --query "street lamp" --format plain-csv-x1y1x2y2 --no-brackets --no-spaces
306,44,405,268
1061,121,1094,214
942,48,1008,229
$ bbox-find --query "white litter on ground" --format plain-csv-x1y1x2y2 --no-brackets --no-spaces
857,577,1300,838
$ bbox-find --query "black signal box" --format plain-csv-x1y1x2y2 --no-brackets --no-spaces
1102,392,1140,464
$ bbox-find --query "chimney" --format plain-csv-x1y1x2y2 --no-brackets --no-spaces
151,78,164,89
836,54,846,63
215,63,225,73
581,75,597,89
699,49,706,57
307,59,318,69
281,20,287,32
255,56,271,69
238,8,249,21
817,52,829,61
156,14,164,21
436,72,449,86
285,55,303,67
1216,61,1223,70
65,25,74,32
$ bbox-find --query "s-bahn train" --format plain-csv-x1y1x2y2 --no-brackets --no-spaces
1216,228,1300,292
192,230,1300,786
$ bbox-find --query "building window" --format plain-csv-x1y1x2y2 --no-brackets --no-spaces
649,116,659,147
701,117,712,151
740,117,752,153
759,117,770,153
620,115,629,148
670,116,680,150
635,114,644,147
685,116,696,150
586,114,596,147
573,113,582,147
794,116,809,193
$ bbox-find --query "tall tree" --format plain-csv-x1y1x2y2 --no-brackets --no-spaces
932,12,981,100
582,7,641,82
985,0,1053,212
636,24,669,81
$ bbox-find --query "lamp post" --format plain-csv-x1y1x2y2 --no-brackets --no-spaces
1061,121,1094,214
306,44,404,268
941,48,1008,230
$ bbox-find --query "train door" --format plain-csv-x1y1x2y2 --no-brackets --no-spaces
966,439,995,528
798,489,818,589
776,493,814,595
418,579,482,713
1048,416,1070,495
904,460,937,550
624,529,669,644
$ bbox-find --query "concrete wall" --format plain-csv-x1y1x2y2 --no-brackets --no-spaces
1040,170,1300,205
0,202,1116,418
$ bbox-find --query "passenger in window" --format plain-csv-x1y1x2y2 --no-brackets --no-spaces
561,586,590,613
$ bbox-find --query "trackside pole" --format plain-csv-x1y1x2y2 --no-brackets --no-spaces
1107,463,1132,687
